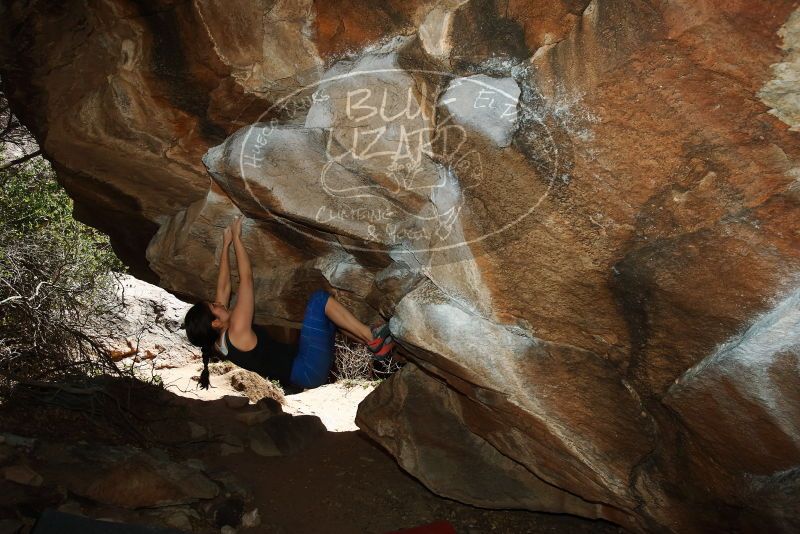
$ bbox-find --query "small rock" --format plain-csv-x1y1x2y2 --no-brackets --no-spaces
163,510,192,531
184,458,206,471
0,433,36,449
187,421,207,439
3,465,43,487
221,435,244,447
203,469,251,500
147,448,170,462
0,519,24,534
220,526,237,534
254,396,283,414
235,409,276,426
223,395,250,409
220,443,245,456
248,429,281,457
241,508,261,528
211,497,244,529
145,506,201,532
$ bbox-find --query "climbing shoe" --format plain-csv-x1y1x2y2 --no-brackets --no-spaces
371,335,396,361
367,322,392,354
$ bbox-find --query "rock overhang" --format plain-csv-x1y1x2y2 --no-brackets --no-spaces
2,1,800,531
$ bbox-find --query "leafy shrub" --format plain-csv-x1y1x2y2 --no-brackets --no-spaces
0,155,125,394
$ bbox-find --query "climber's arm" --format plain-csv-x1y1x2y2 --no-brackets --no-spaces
214,226,233,308
228,216,256,342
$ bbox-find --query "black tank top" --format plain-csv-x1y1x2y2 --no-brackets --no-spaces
223,325,298,389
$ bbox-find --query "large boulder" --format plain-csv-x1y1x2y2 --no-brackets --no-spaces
1,1,799,531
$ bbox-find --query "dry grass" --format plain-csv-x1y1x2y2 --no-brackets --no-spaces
332,333,402,382
229,368,285,404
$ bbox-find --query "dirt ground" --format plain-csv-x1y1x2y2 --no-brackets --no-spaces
222,431,624,534
0,376,625,534
162,384,625,534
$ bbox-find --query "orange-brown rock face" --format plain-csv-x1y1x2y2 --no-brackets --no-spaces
2,1,799,531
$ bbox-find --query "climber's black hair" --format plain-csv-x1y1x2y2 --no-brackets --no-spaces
184,302,218,389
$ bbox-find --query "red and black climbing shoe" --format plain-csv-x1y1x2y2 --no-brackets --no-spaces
367,322,395,360
371,336,396,361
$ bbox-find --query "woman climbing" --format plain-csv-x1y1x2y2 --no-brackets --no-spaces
184,215,394,391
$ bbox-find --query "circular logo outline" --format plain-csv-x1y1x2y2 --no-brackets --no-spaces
236,68,559,254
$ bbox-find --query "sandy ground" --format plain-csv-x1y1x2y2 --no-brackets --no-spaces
155,360,376,432
281,382,376,432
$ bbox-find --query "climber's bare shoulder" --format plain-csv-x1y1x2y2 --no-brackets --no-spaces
226,303,257,351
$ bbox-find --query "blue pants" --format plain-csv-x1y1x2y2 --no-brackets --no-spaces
289,289,336,389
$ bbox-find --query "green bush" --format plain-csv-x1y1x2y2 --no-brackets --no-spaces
0,155,125,393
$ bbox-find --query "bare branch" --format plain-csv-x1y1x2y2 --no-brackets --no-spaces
0,149,41,170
